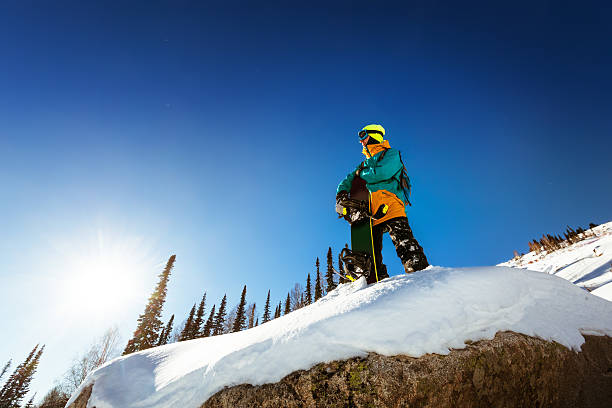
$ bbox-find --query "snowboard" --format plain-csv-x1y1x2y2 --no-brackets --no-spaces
338,176,376,282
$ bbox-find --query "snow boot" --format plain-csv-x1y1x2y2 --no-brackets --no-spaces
403,253,429,274
371,263,389,283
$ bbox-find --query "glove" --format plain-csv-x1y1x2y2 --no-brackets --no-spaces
335,190,350,220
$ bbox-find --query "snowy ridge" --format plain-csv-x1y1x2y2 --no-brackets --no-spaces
499,221,612,301
67,265,612,408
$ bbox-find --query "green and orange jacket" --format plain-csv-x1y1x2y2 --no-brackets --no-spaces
336,140,407,226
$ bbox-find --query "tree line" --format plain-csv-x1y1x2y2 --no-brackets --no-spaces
0,345,44,408
1,327,123,408
513,223,600,258
10,245,346,407
122,247,345,355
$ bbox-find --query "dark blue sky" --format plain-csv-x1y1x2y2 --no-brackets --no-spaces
1,0,611,398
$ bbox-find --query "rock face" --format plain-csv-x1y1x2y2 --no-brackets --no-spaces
67,332,612,408
202,332,612,408
67,384,93,408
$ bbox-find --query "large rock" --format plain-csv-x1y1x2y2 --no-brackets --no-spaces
66,384,92,408
202,332,612,408
67,332,612,408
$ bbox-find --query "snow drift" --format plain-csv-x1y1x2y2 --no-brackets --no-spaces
67,264,612,408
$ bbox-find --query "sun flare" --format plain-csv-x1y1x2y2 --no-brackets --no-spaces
56,229,159,319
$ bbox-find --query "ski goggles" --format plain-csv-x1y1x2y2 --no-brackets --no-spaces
358,130,384,141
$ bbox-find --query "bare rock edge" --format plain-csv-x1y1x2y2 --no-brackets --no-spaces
69,332,612,408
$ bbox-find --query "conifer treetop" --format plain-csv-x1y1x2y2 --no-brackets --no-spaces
191,293,207,339
232,286,248,333
202,304,216,338
213,295,228,336
262,290,271,324
314,258,323,301
179,304,196,342
123,255,176,354
284,292,291,315
0,344,44,408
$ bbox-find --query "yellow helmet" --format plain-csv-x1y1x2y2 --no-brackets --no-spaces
359,124,385,142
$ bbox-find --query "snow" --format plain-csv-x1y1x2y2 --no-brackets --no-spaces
67,263,612,408
499,222,612,301
592,282,612,300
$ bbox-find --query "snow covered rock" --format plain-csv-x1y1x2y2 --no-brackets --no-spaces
202,332,612,408
66,265,612,408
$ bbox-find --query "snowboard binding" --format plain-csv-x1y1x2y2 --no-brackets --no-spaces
338,247,373,281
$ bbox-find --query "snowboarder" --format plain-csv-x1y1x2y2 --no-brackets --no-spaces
336,124,429,282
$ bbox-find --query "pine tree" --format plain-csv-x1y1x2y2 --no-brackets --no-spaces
37,386,69,408
262,290,271,323
123,255,175,354
284,293,291,315
179,304,196,341
326,247,336,292
165,314,175,344
0,344,44,408
0,347,37,405
255,318,259,327
314,257,323,301
305,273,312,305
213,295,228,336
0,360,10,383
157,327,166,347
192,293,207,338
24,347,44,404
202,304,216,337
232,286,248,333
157,315,174,346
24,393,35,408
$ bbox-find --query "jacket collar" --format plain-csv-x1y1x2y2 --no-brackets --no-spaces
362,140,391,158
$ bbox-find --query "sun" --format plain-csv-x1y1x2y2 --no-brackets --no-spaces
65,253,135,307
56,229,159,320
